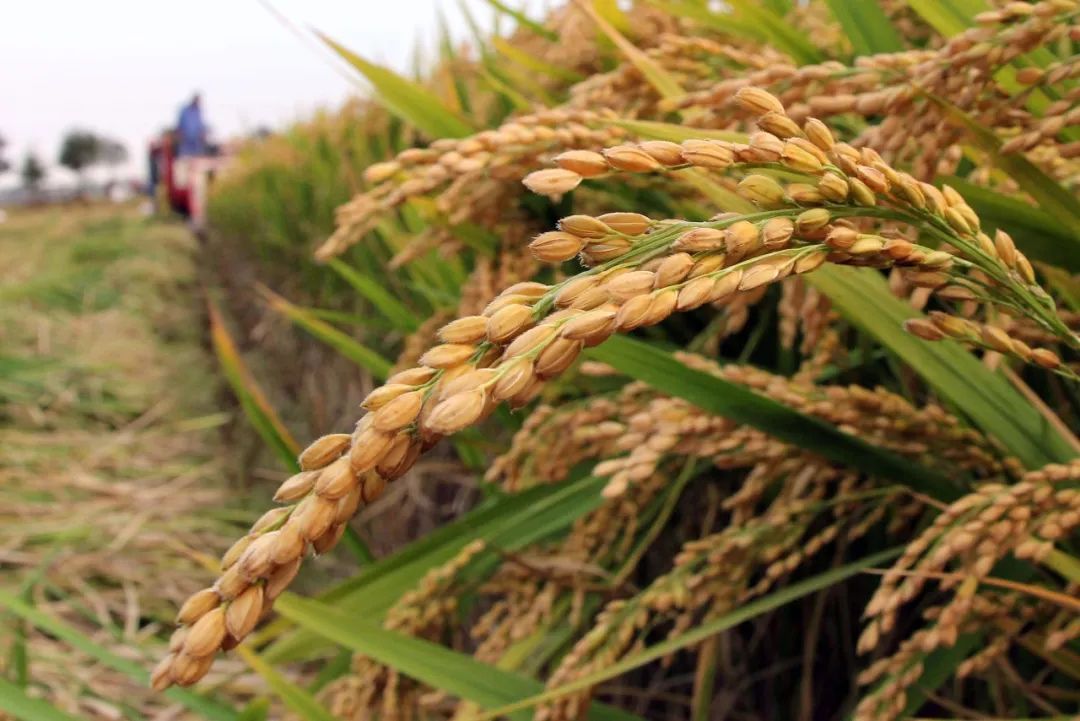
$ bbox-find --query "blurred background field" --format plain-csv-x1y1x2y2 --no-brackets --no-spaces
0,203,474,718
0,205,250,717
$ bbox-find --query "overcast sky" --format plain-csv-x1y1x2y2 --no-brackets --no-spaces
1,0,517,187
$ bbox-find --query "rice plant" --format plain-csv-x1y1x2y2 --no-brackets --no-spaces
154,1,1080,720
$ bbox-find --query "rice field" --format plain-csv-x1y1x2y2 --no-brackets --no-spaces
5,2,1080,720
0,206,251,719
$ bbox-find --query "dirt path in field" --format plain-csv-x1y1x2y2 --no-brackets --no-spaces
0,205,252,719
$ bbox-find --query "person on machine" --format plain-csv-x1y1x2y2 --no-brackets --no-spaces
176,93,208,157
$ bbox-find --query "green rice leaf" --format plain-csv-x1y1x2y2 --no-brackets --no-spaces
237,699,270,721
808,265,1076,468
491,37,584,83
591,0,631,31
486,55,560,107
8,570,45,690
762,0,792,14
654,0,817,63
611,119,747,144
446,221,500,256
474,548,902,719
434,10,472,117
823,0,903,55
236,647,337,721
340,527,376,565
258,285,392,380
943,177,1080,272
580,1,685,100
483,0,558,40
274,594,645,721
649,0,770,46
262,474,609,662
896,634,982,719
207,297,300,469
456,0,492,56
327,259,421,332
725,0,824,65
680,169,756,214
0,677,80,721
588,336,958,499
407,197,501,257
318,32,474,138
479,64,533,111
904,0,987,36
927,94,1080,238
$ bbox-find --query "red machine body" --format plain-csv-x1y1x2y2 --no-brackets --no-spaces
150,133,191,216
148,133,228,226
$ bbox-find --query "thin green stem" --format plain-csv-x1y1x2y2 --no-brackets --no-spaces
1043,548,1080,585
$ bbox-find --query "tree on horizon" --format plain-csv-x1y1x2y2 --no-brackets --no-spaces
21,152,46,196
58,130,101,190
98,138,129,183
58,130,130,191
0,133,10,175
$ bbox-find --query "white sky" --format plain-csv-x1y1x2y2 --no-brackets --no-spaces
0,0,516,187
